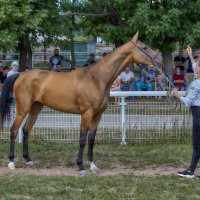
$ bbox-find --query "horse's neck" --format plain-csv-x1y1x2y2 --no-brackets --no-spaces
90,42,133,89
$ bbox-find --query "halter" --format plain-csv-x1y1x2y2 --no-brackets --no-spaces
129,39,181,111
129,40,160,64
129,40,175,95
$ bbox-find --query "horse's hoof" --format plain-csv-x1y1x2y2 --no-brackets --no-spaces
90,166,100,174
8,162,15,170
79,170,88,176
89,162,100,174
26,161,34,166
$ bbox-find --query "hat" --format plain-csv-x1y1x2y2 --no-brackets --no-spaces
12,60,19,66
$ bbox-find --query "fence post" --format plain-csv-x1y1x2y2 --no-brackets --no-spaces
18,126,23,143
120,97,127,145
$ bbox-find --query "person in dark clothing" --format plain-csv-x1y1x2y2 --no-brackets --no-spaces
0,66,9,92
0,66,9,83
174,46,200,178
174,50,186,74
49,48,71,71
83,53,96,66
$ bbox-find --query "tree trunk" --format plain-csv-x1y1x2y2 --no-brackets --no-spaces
162,51,174,80
27,48,32,69
18,38,28,72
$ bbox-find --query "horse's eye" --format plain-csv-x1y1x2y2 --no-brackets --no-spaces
143,46,147,50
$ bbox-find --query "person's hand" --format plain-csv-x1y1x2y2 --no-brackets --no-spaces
173,87,179,97
186,46,193,57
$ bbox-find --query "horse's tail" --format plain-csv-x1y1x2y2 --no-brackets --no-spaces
0,73,20,126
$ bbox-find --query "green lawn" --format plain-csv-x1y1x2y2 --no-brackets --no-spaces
0,141,200,200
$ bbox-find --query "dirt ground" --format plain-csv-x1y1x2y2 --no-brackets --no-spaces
1,165,199,177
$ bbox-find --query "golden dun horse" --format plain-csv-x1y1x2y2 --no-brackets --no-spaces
0,33,162,175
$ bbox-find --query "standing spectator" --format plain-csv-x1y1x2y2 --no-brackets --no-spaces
83,53,96,66
173,46,200,178
110,76,121,104
186,50,198,73
174,50,186,74
137,64,155,91
0,61,3,72
0,66,9,83
0,66,9,91
119,65,135,91
172,67,185,91
7,61,19,78
49,48,71,72
7,61,19,125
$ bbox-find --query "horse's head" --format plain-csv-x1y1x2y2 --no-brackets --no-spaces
129,32,163,67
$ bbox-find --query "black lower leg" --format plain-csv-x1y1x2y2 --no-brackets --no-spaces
9,126,15,162
77,133,87,171
23,130,31,162
88,129,97,162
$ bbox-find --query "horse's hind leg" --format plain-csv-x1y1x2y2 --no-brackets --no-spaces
22,102,43,165
8,112,27,169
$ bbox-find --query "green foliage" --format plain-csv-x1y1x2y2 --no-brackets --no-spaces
68,0,200,50
0,0,65,50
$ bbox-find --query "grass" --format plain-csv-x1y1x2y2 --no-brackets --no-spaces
1,141,200,200
0,175,200,200
0,140,193,169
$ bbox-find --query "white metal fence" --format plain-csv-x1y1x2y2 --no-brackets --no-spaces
0,91,191,144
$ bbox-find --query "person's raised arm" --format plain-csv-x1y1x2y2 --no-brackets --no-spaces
186,47,196,65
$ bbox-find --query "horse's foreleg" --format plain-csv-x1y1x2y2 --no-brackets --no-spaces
88,114,101,174
77,111,93,175
77,130,88,174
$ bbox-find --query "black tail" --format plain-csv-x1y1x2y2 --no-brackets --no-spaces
0,73,20,125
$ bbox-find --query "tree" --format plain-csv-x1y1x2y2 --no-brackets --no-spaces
62,0,200,75
0,0,64,71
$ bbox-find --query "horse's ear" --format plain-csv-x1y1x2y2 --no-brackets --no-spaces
132,32,139,41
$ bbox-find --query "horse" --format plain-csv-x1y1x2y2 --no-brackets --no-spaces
0,32,162,176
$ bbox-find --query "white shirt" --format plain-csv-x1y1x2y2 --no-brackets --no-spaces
192,62,198,79
181,79,200,107
119,71,134,82
7,70,19,78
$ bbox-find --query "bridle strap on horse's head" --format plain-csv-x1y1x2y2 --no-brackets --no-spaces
129,40,159,65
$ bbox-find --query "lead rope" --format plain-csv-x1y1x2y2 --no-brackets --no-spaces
153,62,181,113
130,40,180,111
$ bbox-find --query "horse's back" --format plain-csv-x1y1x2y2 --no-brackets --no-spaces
14,68,105,114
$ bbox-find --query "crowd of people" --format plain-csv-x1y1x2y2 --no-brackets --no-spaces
0,60,19,91
0,48,199,98
109,48,200,103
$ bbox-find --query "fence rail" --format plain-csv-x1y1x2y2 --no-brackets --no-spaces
0,91,191,144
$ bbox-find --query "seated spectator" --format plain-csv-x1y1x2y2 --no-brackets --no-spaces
0,66,9,91
156,66,168,91
186,50,198,73
174,50,186,74
172,67,185,91
137,64,155,91
110,76,121,104
119,65,135,91
83,53,96,66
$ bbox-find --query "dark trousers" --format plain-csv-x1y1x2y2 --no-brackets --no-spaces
189,106,200,172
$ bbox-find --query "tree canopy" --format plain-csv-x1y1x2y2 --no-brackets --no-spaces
1,0,200,72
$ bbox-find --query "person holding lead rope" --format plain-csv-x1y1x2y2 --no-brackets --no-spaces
174,46,200,178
